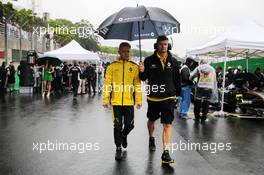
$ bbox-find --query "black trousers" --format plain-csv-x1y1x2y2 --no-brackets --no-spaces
0,82,5,99
72,80,79,97
87,79,96,94
112,106,134,147
194,87,212,120
194,99,210,120
54,77,63,94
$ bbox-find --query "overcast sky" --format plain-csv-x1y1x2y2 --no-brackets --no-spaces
8,0,264,56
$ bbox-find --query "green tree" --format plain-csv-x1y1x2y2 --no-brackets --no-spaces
75,20,100,52
14,8,34,31
1,2,17,20
0,2,100,51
47,18,77,45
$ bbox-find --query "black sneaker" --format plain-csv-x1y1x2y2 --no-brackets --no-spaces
161,150,175,164
200,117,208,124
193,116,200,123
115,147,122,161
122,134,127,148
149,137,156,151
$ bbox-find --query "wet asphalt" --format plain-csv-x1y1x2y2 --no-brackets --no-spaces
0,93,264,175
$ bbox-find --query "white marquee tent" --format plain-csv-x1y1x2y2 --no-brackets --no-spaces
186,21,264,113
187,21,264,57
44,40,100,62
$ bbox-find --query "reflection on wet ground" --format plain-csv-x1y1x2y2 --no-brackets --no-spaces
0,94,263,175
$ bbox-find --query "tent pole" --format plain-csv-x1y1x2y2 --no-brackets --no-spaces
220,47,228,112
246,51,249,72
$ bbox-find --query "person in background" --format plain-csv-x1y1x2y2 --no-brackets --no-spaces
43,61,54,97
0,62,7,99
255,67,264,90
215,66,223,110
92,64,97,93
104,62,110,78
61,62,69,89
179,57,195,119
236,65,242,74
97,64,103,94
86,62,96,95
190,59,218,123
216,66,223,88
225,66,235,87
33,64,41,93
6,61,16,93
78,62,87,95
69,61,81,98
54,64,63,95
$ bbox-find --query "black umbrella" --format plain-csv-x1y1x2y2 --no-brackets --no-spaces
36,56,62,66
98,5,180,61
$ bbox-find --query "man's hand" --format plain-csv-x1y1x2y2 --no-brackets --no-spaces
103,103,109,108
136,104,142,109
138,62,144,73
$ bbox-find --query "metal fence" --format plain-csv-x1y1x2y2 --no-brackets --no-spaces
0,22,4,35
0,21,44,41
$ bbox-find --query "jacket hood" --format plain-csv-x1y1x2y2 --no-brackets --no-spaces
199,64,214,73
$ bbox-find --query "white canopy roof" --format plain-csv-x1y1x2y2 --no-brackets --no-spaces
44,40,100,61
186,21,264,57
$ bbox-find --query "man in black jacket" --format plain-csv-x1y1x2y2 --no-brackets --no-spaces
86,63,96,95
179,57,195,119
69,61,81,98
139,35,181,164
7,61,16,93
61,62,69,89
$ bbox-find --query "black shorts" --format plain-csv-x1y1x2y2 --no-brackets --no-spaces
147,99,175,124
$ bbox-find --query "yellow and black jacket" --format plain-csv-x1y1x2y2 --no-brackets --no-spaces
103,57,142,106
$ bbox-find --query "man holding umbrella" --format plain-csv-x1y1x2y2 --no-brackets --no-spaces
139,35,181,164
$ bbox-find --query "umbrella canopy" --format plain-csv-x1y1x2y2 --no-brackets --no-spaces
36,56,62,66
98,5,180,60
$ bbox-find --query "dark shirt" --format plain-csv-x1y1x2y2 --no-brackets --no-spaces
139,51,181,97
0,66,7,84
86,66,96,80
69,65,81,81
180,65,193,87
